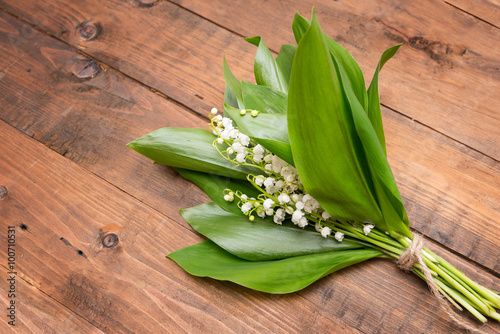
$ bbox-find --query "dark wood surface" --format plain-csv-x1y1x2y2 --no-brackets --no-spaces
0,1,498,333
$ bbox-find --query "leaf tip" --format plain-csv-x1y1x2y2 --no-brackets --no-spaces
126,139,138,150
245,36,261,47
311,6,317,21
309,7,322,33
293,11,303,23
392,43,403,53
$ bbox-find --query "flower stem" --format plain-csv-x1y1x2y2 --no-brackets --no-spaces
398,236,499,322
329,225,499,323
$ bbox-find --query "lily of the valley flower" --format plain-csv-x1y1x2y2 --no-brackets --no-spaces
321,226,332,238
335,232,345,242
363,224,375,236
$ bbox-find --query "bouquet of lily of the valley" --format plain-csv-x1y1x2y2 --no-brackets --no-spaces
128,11,500,326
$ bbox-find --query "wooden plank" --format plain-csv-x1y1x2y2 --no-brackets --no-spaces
446,0,500,28
0,0,255,120
0,10,498,275
0,268,104,333
0,120,498,334
0,0,498,160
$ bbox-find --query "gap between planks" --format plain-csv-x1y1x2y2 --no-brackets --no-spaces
444,1,500,30
381,103,500,163
0,114,197,239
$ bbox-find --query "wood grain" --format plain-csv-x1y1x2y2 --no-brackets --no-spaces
0,0,256,119
446,0,500,28
0,267,104,333
0,10,209,220
0,10,498,274
0,119,498,334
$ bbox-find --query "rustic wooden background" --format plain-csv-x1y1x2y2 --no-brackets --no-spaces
0,0,499,333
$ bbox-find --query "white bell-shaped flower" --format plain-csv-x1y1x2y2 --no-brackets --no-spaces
321,227,332,238
335,232,345,242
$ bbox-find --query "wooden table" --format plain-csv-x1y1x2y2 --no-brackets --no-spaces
0,0,499,333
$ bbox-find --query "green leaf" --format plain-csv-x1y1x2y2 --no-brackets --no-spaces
275,44,296,85
367,44,402,156
292,13,367,111
288,12,410,238
224,83,239,109
247,36,289,94
168,240,382,294
288,13,383,225
223,57,244,109
225,104,294,165
244,36,261,47
175,168,261,216
336,58,410,237
181,202,365,261
242,81,287,114
128,128,258,180
292,12,309,44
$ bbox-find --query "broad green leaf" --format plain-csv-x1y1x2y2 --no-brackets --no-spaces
223,57,244,109
242,81,287,114
334,53,411,238
247,36,289,94
128,128,258,180
168,240,382,294
367,44,402,156
292,13,367,111
288,13,382,224
276,44,296,85
181,202,365,261
175,168,261,216
225,104,294,165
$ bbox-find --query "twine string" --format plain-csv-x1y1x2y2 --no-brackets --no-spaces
397,233,483,333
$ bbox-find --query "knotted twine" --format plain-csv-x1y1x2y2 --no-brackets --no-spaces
397,233,484,333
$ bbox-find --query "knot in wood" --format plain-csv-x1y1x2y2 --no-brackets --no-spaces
136,0,158,7
77,20,101,41
0,185,7,199
102,233,119,248
72,58,99,79
408,36,429,50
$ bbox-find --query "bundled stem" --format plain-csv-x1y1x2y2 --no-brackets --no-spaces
322,220,500,325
